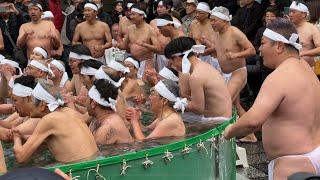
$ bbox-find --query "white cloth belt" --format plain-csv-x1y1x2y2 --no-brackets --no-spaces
33,47,48,59
94,67,125,87
196,2,210,13
124,57,139,69
156,19,181,28
50,60,69,88
28,3,43,11
290,1,309,14
263,28,302,50
131,8,147,17
29,60,49,72
12,83,33,97
42,11,54,19
154,80,188,113
88,85,117,111
80,66,98,76
32,83,64,112
159,67,179,82
210,9,232,21
0,59,22,75
108,60,130,73
84,3,98,11
69,52,95,61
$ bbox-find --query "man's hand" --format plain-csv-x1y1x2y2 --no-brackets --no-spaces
223,124,233,140
226,52,238,59
145,69,159,85
125,107,141,123
8,3,19,15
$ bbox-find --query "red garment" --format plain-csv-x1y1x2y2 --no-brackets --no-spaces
49,0,64,32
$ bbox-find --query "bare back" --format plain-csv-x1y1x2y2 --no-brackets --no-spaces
260,59,320,159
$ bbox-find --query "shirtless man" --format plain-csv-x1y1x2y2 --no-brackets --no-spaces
87,79,133,145
224,18,320,180
126,79,185,140
210,7,257,142
25,60,50,79
289,1,320,66
119,1,135,39
165,37,232,126
29,46,48,61
13,80,98,163
156,14,185,42
116,3,161,76
72,2,112,63
122,57,143,99
48,60,71,90
16,2,60,58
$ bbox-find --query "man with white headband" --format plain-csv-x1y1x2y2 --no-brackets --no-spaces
118,1,135,39
164,37,232,126
41,11,54,20
224,18,320,179
30,47,48,61
25,60,51,79
122,57,143,100
49,60,70,89
72,2,112,64
79,59,103,89
210,6,257,142
87,79,133,145
116,3,161,78
289,1,320,67
17,1,61,59
13,79,98,163
126,79,185,140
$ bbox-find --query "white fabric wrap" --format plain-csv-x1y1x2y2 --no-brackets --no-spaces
88,85,117,111
108,60,130,73
159,67,179,82
131,8,147,17
12,83,33,97
196,2,210,13
33,47,48,59
154,80,188,113
158,1,163,6
172,45,201,73
29,60,49,72
210,8,232,21
94,67,125,88
84,3,98,11
290,1,309,14
50,60,69,88
80,66,98,76
28,3,43,10
32,83,65,112
263,28,302,50
124,57,139,69
127,3,133,8
156,19,181,28
0,59,22,75
69,52,95,61
42,11,54,19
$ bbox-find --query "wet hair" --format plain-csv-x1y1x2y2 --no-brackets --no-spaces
81,59,103,70
265,6,280,17
161,79,179,106
94,79,118,110
14,75,37,89
164,37,196,59
69,44,91,56
266,18,299,53
157,13,173,21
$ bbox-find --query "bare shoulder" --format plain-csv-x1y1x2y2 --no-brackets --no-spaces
230,26,246,38
190,20,198,27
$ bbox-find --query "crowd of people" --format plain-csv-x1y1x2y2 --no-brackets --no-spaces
0,0,318,179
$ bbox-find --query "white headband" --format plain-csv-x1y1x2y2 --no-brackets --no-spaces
124,57,139,69
41,11,54,19
290,1,309,15
28,3,43,11
33,47,48,59
12,83,33,97
156,19,181,28
69,52,95,61
210,9,232,21
159,67,179,82
108,60,130,73
127,3,133,8
50,60,65,72
50,60,69,88
131,8,147,18
154,80,187,113
263,28,302,50
196,2,210,13
29,60,49,72
84,3,98,11
88,85,117,111
0,59,22,75
32,83,64,112
95,67,125,87
158,1,163,6
80,66,98,76
171,45,201,73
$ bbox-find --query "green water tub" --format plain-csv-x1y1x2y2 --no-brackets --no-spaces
47,115,236,180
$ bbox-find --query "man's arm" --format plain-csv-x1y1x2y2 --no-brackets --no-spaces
186,76,205,114
72,24,82,45
13,117,52,163
139,28,162,54
299,26,320,57
16,25,29,48
102,23,112,50
228,28,256,59
178,73,191,99
147,119,177,139
116,33,129,50
224,75,284,139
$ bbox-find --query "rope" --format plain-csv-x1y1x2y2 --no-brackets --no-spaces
142,154,154,169
86,164,107,180
208,137,217,159
196,140,208,155
162,150,174,162
69,169,80,180
181,144,192,155
120,159,131,176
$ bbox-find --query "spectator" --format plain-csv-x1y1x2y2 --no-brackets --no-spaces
92,0,113,29
181,0,197,36
48,0,64,31
156,0,181,21
231,0,264,42
111,0,124,24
